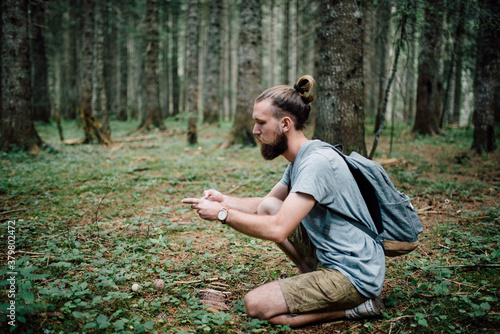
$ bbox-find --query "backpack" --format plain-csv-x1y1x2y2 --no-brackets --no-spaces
309,140,423,257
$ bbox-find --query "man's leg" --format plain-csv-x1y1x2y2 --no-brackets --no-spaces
244,280,345,328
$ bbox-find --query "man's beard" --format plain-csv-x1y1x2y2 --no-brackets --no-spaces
259,131,288,160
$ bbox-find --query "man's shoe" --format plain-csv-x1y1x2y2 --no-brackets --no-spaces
345,298,385,320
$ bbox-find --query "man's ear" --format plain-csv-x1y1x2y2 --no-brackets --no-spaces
282,116,293,132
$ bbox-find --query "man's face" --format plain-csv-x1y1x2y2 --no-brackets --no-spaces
252,100,288,160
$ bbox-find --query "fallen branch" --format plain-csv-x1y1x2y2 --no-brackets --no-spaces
113,135,153,143
0,208,27,216
174,277,224,284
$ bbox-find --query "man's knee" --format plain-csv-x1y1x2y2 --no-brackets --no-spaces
257,196,283,215
244,290,277,320
244,291,265,319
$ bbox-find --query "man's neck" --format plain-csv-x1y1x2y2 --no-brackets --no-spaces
282,132,309,163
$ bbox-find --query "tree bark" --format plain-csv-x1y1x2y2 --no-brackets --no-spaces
314,0,366,156
413,0,442,135
373,0,391,130
222,0,262,148
92,0,110,134
104,0,118,121
138,0,164,132
370,8,407,159
79,0,111,145
186,0,199,144
471,0,499,154
61,2,80,120
117,0,128,121
202,0,223,124
283,2,290,85
171,0,181,117
451,2,467,125
30,0,51,123
1,0,43,152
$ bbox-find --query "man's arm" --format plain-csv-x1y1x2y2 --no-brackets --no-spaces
203,182,289,214
183,191,315,243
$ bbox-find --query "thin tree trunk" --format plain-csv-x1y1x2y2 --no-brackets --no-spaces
92,0,110,134
283,2,290,85
186,0,199,144
373,0,391,129
171,0,181,117
369,8,407,159
117,0,128,121
452,1,467,125
104,0,118,121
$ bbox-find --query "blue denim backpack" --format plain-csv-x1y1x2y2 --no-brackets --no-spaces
310,140,423,257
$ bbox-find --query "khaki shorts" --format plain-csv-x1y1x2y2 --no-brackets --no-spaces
279,224,367,315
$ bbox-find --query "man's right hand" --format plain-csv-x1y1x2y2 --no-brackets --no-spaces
203,189,224,203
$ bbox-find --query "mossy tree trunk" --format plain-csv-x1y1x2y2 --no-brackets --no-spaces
314,0,366,156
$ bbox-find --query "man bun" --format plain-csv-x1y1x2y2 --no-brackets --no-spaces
295,75,315,104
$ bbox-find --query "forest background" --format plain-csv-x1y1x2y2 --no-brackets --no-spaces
0,0,499,333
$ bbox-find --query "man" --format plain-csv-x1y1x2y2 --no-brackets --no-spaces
182,75,385,327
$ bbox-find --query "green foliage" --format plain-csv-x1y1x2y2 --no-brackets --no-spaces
0,121,498,333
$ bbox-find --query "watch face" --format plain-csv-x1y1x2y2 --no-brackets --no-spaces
217,209,227,221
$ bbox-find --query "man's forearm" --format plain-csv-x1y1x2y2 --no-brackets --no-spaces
221,194,264,214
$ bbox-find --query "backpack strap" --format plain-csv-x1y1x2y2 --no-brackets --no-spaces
329,144,383,243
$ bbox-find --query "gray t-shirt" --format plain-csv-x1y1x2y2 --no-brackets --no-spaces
280,140,385,298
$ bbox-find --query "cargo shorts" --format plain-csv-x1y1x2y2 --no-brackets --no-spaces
279,223,367,315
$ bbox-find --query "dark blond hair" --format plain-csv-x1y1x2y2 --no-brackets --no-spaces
255,75,315,130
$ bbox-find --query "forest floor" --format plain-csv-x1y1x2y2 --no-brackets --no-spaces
1,119,499,334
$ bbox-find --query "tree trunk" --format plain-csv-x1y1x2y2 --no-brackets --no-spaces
471,0,499,154
79,0,111,145
61,2,80,120
413,0,442,135
171,0,181,117
160,0,170,119
30,0,51,123
0,0,43,152
314,0,366,156
222,0,262,148
452,1,467,125
138,0,164,132
202,0,223,124
369,8,407,159
104,0,118,121
363,0,376,120
283,2,290,85
117,0,128,121
373,0,391,130
92,0,110,134
186,0,199,144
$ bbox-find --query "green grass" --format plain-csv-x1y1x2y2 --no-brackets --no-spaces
0,120,499,333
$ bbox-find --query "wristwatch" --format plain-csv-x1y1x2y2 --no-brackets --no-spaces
217,207,229,224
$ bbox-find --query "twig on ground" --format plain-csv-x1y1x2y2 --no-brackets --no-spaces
0,208,27,216
174,277,225,284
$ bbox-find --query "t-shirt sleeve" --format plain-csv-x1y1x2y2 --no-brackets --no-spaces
290,152,350,205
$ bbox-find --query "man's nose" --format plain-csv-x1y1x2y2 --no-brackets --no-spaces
253,124,260,135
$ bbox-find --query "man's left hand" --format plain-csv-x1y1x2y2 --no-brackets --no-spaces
181,197,223,221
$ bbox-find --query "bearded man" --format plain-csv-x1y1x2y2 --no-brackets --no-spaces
182,75,385,327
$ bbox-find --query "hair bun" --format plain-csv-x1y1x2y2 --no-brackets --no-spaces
295,75,315,103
